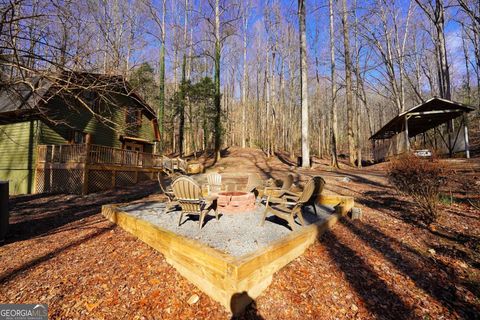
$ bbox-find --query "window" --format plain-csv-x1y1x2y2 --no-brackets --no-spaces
71,130,87,144
125,108,142,127
81,90,100,113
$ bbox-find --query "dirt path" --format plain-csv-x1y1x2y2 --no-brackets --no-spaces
1,148,479,319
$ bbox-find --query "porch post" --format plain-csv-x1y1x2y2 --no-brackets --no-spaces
0,181,9,243
81,143,91,195
404,116,410,153
463,113,470,159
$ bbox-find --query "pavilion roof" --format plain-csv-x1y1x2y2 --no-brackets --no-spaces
369,97,475,140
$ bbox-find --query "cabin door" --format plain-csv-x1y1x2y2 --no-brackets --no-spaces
124,142,144,166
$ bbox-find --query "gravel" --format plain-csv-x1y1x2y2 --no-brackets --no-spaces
119,200,335,257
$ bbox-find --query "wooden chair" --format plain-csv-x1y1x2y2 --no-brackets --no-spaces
260,177,316,230
157,172,179,212
271,175,326,215
207,172,222,193
172,176,219,229
241,173,264,197
263,173,294,197
162,156,173,174
306,176,326,215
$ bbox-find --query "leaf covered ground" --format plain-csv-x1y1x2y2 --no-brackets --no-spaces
1,148,479,319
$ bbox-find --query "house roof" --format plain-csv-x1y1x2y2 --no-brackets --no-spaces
120,136,154,145
0,71,157,122
369,97,475,140
0,76,52,114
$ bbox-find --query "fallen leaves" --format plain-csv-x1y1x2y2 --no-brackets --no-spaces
187,294,200,305
1,150,479,319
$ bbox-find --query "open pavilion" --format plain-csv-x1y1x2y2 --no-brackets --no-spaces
369,97,475,162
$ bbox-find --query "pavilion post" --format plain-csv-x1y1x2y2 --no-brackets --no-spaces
447,120,453,157
463,113,470,159
404,116,410,153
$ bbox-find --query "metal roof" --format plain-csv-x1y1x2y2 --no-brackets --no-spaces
369,97,475,140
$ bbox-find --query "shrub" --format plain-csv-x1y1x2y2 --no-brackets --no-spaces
387,154,448,226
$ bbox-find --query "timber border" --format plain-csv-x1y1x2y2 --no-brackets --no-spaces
101,194,354,314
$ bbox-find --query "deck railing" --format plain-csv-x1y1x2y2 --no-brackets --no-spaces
37,144,88,163
37,144,163,169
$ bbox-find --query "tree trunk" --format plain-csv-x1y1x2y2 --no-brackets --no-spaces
158,0,166,152
415,0,451,100
342,0,355,166
436,4,451,100
265,48,270,156
329,0,339,168
214,0,222,161
354,0,362,168
461,24,471,101
178,0,188,157
242,3,248,148
299,0,310,168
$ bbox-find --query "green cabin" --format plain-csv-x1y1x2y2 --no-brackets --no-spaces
0,72,159,195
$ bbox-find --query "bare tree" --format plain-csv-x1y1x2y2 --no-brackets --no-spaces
342,0,355,165
414,0,451,99
298,0,309,167
214,0,222,160
329,0,339,168
159,0,166,151
241,1,250,149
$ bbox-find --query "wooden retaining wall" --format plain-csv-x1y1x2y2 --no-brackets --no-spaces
102,194,354,314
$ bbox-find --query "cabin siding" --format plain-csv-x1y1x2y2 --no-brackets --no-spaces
38,122,68,145
38,95,155,149
0,120,39,194
0,92,157,195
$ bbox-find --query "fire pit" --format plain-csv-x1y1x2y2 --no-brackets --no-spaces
217,191,256,214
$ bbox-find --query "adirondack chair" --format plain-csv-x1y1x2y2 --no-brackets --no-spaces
157,172,179,213
177,157,188,173
306,176,326,215
207,172,222,193
260,176,316,230
172,176,219,229
242,173,264,197
162,156,173,173
269,175,326,215
264,173,294,197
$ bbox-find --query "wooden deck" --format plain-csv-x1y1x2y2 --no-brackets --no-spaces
102,194,354,314
35,144,203,194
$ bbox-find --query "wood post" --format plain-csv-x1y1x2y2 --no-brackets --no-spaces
34,145,40,194
404,115,410,153
463,114,470,159
82,143,91,195
447,120,453,157
0,181,9,242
